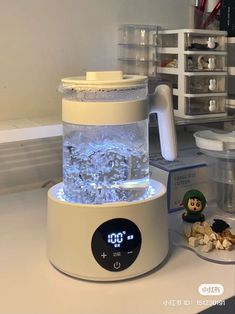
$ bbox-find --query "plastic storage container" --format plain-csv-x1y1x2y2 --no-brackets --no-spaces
227,38,235,112
118,24,159,77
119,59,157,76
228,41,235,67
186,75,226,94
157,29,228,118
118,24,159,46
160,54,178,68
185,96,226,115
185,54,226,72
118,45,157,61
194,130,235,213
185,34,226,51
159,33,178,48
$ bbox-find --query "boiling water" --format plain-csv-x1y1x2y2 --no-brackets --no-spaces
63,140,149,204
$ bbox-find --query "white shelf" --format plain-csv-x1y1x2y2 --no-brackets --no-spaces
227,98,235,107
228,67,235,75
184,50,227,55
158,48,226,56
184,71,227,76
174,111,228,119
118,43,158,47
118,58,156,63
157,47,178,54
158,67,227,76
159,29,227,35
228,37,235,44
184,92,227,98
157,67,178,74
173,89,227,98
174,115,234,125
0,116,62,144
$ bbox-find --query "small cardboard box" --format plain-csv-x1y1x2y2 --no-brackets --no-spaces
150,148,213,212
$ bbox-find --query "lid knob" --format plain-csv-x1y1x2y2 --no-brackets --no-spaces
86,71,123,81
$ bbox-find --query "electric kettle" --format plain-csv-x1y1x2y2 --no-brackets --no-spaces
47,71,177,281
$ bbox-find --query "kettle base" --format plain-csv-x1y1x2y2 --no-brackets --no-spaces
47,181,168,281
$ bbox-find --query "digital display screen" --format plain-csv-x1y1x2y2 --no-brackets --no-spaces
107,231,134,248
91,218,142,271
99,218,141,252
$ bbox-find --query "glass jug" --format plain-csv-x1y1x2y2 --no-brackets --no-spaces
60,71,176,204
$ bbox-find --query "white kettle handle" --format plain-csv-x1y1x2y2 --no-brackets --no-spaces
149,84,177,161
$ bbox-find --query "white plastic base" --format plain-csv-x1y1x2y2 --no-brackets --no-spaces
47,181,168,281
174,110,228,119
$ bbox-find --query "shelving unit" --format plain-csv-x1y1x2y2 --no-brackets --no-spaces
118,24,159,76
0,116,62,144
158,29,228,119
227,37,235,112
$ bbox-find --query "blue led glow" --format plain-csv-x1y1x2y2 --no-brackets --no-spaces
56,182,159,203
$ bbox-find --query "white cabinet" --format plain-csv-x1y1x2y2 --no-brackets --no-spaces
227,37,235,110
158,29,228,119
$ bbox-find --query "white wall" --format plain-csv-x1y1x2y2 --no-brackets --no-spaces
0,0,190,121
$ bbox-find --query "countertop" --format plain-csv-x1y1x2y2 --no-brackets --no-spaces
0,188,234,314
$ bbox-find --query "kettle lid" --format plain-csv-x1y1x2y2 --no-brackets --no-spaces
61,71,147,89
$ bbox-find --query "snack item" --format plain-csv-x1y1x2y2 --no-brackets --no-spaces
215,240,224,250
183,219,235,253
201,241,214,253
222,239,233,251
211,219,230,233
203,234,211,244
188,237,199,248
221,230,235,245
165,59,178,68
184,224,192,238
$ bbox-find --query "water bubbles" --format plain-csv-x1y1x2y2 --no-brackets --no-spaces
63,140,149,204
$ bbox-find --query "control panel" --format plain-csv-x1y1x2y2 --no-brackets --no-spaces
91,218,142,272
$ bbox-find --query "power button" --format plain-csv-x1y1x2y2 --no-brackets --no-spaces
113,261,121,270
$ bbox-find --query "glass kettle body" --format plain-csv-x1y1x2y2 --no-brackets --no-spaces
60,71,177,204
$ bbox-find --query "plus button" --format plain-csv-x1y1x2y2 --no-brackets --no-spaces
101,252,107,259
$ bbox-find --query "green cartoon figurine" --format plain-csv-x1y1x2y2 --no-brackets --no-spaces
182,189,206,223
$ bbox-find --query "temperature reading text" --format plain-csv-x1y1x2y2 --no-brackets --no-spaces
107,232,134,248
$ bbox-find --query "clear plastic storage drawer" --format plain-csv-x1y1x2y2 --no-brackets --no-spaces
159,54,178,68
228,44,235,67
186,75,227,94
118,24,159,46
185,33,226,51
186,54,226,72
118,45,157,61
159,33,178,48
119,59,157,76
185,96,226,115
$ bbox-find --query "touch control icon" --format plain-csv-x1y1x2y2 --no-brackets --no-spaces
113,261,121,270
101,252,107,259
